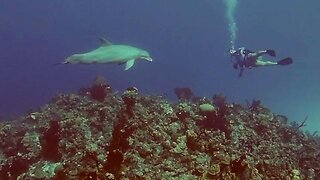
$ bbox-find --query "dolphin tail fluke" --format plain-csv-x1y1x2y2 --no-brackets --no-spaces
125,59,135,70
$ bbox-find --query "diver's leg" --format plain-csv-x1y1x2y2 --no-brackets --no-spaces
248,50,267,58
254,57,278,67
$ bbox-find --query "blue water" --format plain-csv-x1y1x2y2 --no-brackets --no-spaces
0,0,319,132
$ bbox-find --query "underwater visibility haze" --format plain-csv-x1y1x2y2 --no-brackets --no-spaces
1,0,320,179
1,1,320,134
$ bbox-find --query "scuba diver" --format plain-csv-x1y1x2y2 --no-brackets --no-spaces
229,47,293,77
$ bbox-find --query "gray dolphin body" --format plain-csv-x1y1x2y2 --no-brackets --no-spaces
64,38,152,70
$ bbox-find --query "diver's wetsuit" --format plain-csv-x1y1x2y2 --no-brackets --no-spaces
231,48,281,77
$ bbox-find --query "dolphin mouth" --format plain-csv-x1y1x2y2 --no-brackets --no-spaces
141,57,153,62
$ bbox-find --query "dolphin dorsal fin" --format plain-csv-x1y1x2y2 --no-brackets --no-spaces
99,38,112,46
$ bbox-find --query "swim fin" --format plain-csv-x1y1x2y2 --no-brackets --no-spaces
277,57,293,65
266,49,276,57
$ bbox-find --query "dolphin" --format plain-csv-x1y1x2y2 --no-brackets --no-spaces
62,38,152,70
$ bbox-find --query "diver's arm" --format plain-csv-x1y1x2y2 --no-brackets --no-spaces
233,63,238,69
239,68,245,77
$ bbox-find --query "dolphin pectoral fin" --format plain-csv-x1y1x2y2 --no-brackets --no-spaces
99,38,112,47
125,59,135,70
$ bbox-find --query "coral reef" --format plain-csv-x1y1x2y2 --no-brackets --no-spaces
0,77,319,179
174,87,194,101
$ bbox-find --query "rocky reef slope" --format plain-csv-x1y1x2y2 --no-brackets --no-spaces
0,77,319,179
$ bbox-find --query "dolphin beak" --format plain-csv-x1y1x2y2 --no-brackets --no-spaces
141,57,153,62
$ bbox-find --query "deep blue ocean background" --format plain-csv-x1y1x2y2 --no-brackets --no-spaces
0,0,319,132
